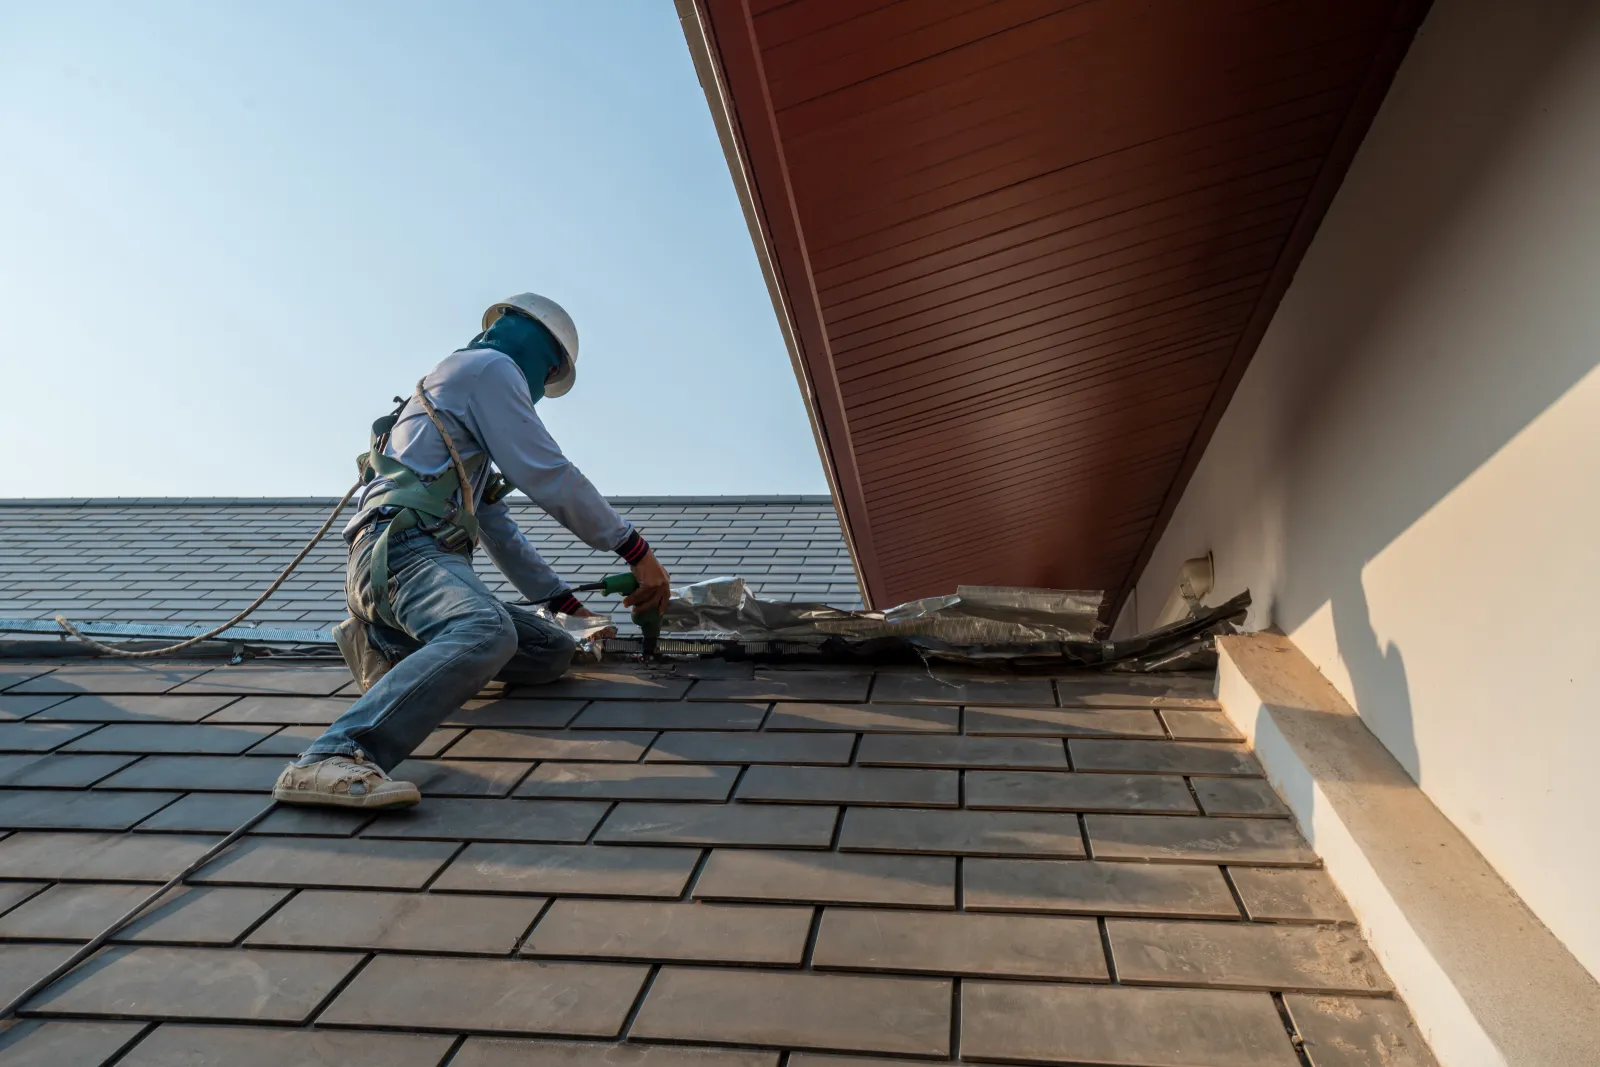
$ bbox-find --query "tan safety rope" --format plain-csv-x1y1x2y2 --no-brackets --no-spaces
53,481,362,658
412,378,476,521
52,381,478,659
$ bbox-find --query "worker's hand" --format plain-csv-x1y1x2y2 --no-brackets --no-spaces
624,549,672,614
570,605,600,619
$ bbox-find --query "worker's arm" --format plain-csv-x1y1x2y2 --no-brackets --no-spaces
468,357,672,612
469,357,633,548
475,495,571,607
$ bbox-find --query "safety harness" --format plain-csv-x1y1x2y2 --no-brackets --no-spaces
355,381,511,628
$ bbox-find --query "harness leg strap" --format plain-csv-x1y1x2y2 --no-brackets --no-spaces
368,511,417,631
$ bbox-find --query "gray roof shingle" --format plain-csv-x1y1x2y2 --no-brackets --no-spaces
0,497,862,631
0,661,1419,1064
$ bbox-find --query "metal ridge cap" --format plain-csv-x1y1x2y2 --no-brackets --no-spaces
0,494,838,508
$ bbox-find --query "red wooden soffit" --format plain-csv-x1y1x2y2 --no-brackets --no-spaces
692,0,888,609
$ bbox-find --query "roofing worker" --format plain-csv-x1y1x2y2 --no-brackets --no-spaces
272,293,671,809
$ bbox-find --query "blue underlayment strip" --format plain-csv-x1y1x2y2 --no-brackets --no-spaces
0,618,334,645
0,616,718,657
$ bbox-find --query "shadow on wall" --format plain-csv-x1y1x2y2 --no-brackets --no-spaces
1255,0,1600,781
1323,577,1416,775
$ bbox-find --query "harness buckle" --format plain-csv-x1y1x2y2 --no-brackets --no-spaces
416,500,474,553
434,526,474,553
415,499,459,535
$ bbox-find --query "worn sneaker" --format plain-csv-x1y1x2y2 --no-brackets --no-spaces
272,756,420,809
333,616,391,694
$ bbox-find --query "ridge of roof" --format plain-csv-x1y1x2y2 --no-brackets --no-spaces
0,494,837,507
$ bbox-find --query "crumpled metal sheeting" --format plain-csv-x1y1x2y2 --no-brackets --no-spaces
646,578,1249,671
1098,590,1251,672
663,577,1103,646
532,607,619,662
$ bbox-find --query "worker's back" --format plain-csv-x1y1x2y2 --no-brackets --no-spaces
343,345,628,559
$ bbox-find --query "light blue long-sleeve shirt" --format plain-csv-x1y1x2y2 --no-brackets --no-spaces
343,347,633,603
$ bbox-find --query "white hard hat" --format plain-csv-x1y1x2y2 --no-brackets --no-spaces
483,292,579,398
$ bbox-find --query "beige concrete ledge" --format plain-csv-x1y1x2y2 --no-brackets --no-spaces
1216,633,1600,1067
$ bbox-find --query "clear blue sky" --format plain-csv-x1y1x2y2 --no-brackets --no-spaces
0,1,827,497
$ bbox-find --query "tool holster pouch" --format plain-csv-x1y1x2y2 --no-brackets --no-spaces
332,616,392,694
482,470,514,506
354,406,488,630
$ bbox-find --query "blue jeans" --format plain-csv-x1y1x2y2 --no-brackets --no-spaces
302,524,576,770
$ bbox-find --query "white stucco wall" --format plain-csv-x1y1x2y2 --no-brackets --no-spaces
1123,0,1600,978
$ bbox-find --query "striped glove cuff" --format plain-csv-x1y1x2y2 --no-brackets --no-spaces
546,591,584,615
615,529,650,566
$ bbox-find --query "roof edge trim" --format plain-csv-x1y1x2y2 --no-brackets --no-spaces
676,0,878,608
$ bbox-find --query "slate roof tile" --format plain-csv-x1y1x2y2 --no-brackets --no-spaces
0,508,1429,1064
0,497,860,628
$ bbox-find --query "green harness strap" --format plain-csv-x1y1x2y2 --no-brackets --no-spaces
355,407,486,629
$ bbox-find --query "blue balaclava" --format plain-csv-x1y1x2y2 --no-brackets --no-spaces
467,309,566,402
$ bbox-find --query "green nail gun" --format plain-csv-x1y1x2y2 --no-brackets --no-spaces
573,572,662,657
